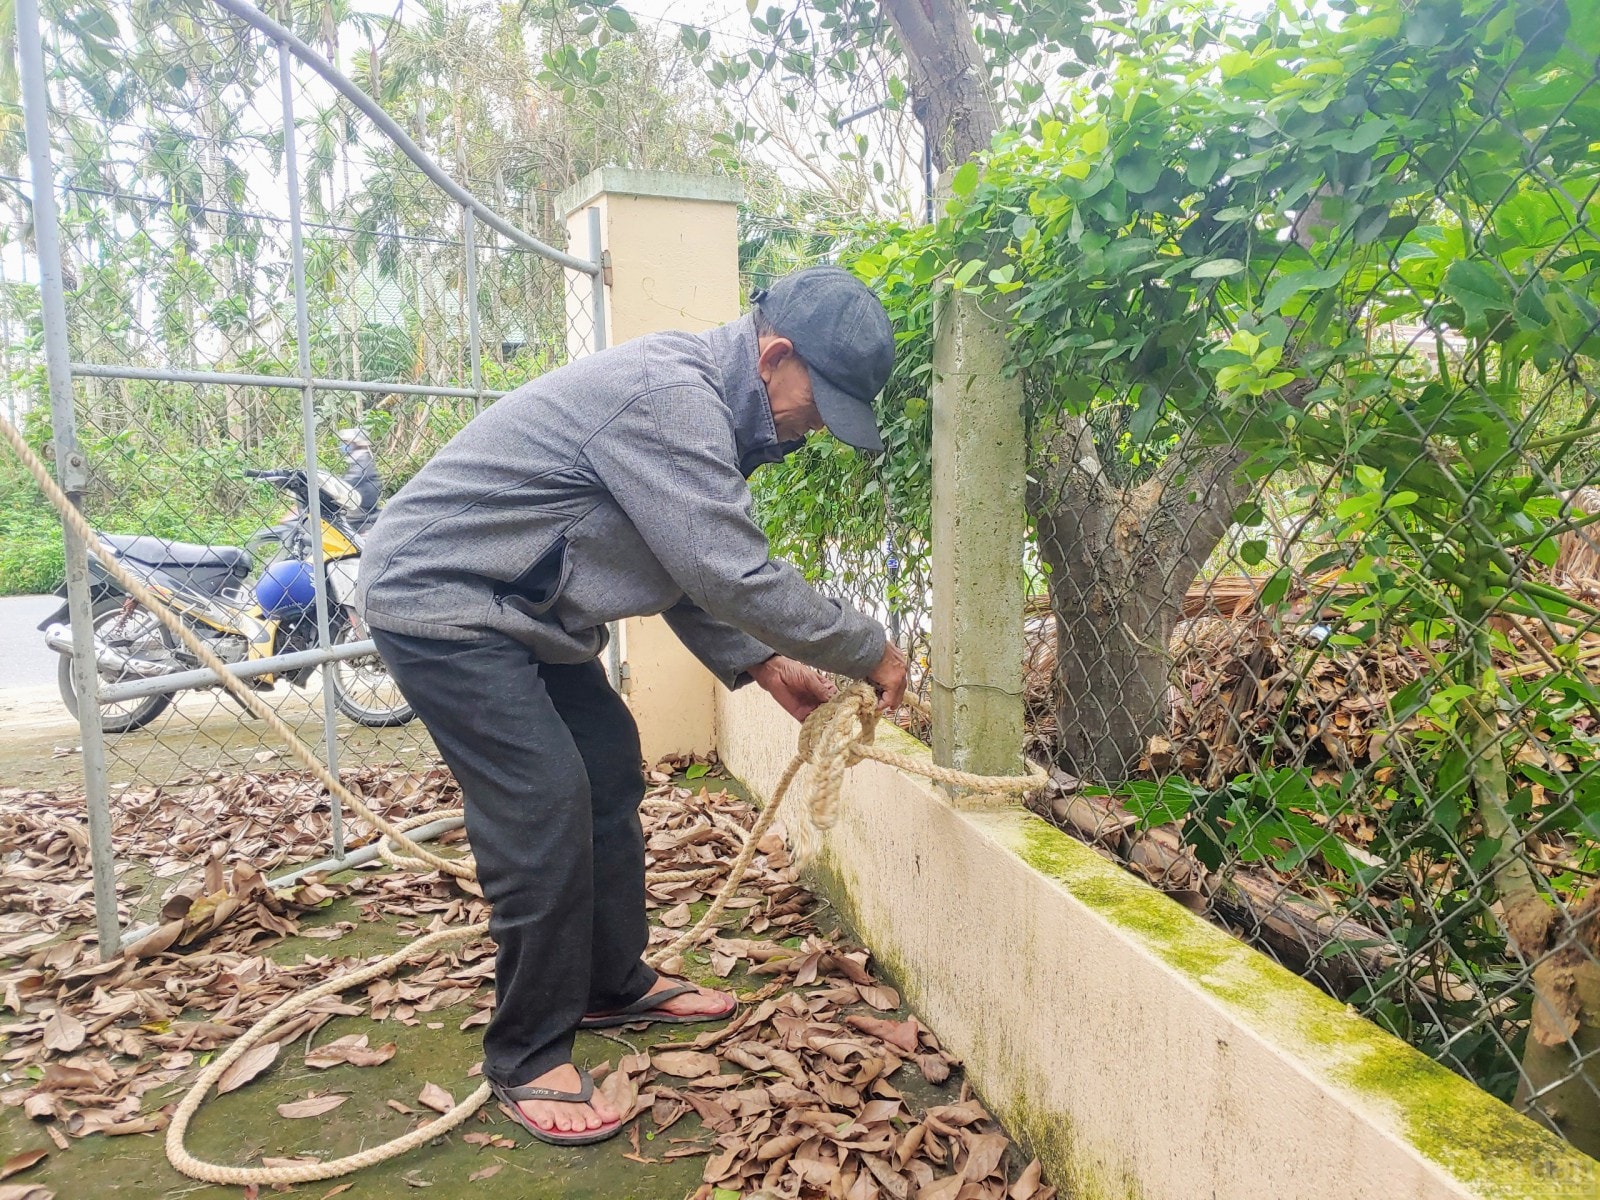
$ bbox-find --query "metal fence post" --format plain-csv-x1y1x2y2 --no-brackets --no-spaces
580,204,623,690
17,0,122,958
587,206,607,355
464,208,484,415
280,40,344,857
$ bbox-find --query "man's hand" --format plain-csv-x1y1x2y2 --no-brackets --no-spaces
749,655,837,721
865,640,908,712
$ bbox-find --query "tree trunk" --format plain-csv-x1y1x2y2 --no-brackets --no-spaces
880,0,1257,783
1030,414,1250,781
1471,678,1600,1156
1513,895,1600,1158
878,0,998,167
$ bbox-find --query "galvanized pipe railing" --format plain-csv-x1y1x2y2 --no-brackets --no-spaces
16,0,612,954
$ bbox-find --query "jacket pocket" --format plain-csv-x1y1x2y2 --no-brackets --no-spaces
498,535,571,617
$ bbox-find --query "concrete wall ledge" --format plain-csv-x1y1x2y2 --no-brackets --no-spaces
556,166,743,215
715,685,1600,1200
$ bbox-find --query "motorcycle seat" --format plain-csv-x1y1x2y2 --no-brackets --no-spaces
100,534,252,574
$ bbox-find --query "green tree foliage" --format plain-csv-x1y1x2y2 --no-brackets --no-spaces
0,0,803,593
715,0,1600,1130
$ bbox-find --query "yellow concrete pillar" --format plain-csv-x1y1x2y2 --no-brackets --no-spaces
560,168,745,763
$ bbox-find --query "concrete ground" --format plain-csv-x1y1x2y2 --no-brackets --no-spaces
0,891,720,1199
0,594,62,690
0,835,969,1200
0,598,433,792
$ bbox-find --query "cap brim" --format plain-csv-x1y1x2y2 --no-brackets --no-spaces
811,371,884,453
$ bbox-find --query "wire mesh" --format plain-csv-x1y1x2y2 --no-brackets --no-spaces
759,1,1600,1156
6,0,1598,1161
5,2,593,932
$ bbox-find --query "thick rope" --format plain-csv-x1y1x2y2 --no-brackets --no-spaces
1,413,1045,1185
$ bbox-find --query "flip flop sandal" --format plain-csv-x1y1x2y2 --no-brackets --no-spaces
579,982,737,1029
488,1069,624,1146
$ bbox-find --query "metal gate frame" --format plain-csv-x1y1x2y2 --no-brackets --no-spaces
15,0,608,956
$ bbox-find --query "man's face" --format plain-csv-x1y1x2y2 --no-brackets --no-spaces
757,335,826,442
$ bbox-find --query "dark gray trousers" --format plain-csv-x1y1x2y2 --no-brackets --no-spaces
370,628,657,1087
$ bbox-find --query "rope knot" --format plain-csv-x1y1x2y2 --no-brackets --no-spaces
790,684,881,849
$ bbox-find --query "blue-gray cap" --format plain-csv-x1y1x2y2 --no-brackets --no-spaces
751,265,894,453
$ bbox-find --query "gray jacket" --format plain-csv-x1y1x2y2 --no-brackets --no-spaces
354,315,886,686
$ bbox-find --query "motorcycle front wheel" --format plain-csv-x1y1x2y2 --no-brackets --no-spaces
327,616,413,727
58,597,174,734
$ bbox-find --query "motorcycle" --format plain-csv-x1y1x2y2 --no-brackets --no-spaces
37,468,413,734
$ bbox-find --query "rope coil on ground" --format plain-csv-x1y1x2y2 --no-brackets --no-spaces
1,412,1046,1186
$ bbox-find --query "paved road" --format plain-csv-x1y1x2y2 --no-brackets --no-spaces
0,593,62,691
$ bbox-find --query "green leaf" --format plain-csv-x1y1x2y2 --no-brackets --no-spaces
1192,258,1245,279
1260,265,1347,315
950,161,980,198
1114,147,1162,194
605,6,637,33
1403,4,1450,46
1325,120,1392,154
685,762,710,779
1442,260,1513,329
1117,779,1198,825
1258,567,1293,608
1352,206,1391,246
1185,144,1222,188
1240,539,1268,566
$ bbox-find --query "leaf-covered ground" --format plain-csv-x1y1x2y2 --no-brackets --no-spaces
1,765,1056,1199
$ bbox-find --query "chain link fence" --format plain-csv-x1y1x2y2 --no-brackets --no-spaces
767,1,1600,1157
6,0,1598,1162
5,0,599,941
1046,9,1600,1147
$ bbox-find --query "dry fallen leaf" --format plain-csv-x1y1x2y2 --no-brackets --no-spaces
468,1164,503,1181
0,1186,55,1200
597,1064,639,1122
276,1094,349,1119
37,1064,105,1092
40,1011,84,1054
320,1186,355,1199
216,1042,280,1095
101,1115,169,1137
651,1050,721,1079
306,1034,397,1070
962,1132,1009,1182
917,1177,964,1200
418,1082,455,1114
0,1151,47,1182
916,1053,952,1085
857,983,901,1011
386,1099,419,1115
1009,1158,1043,1200
845,1014,920,1054
660,902,692,929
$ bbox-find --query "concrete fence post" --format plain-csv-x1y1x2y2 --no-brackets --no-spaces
929,285,1027,785
559,168,744,764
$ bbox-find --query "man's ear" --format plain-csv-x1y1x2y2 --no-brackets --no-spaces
756,335,795,382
